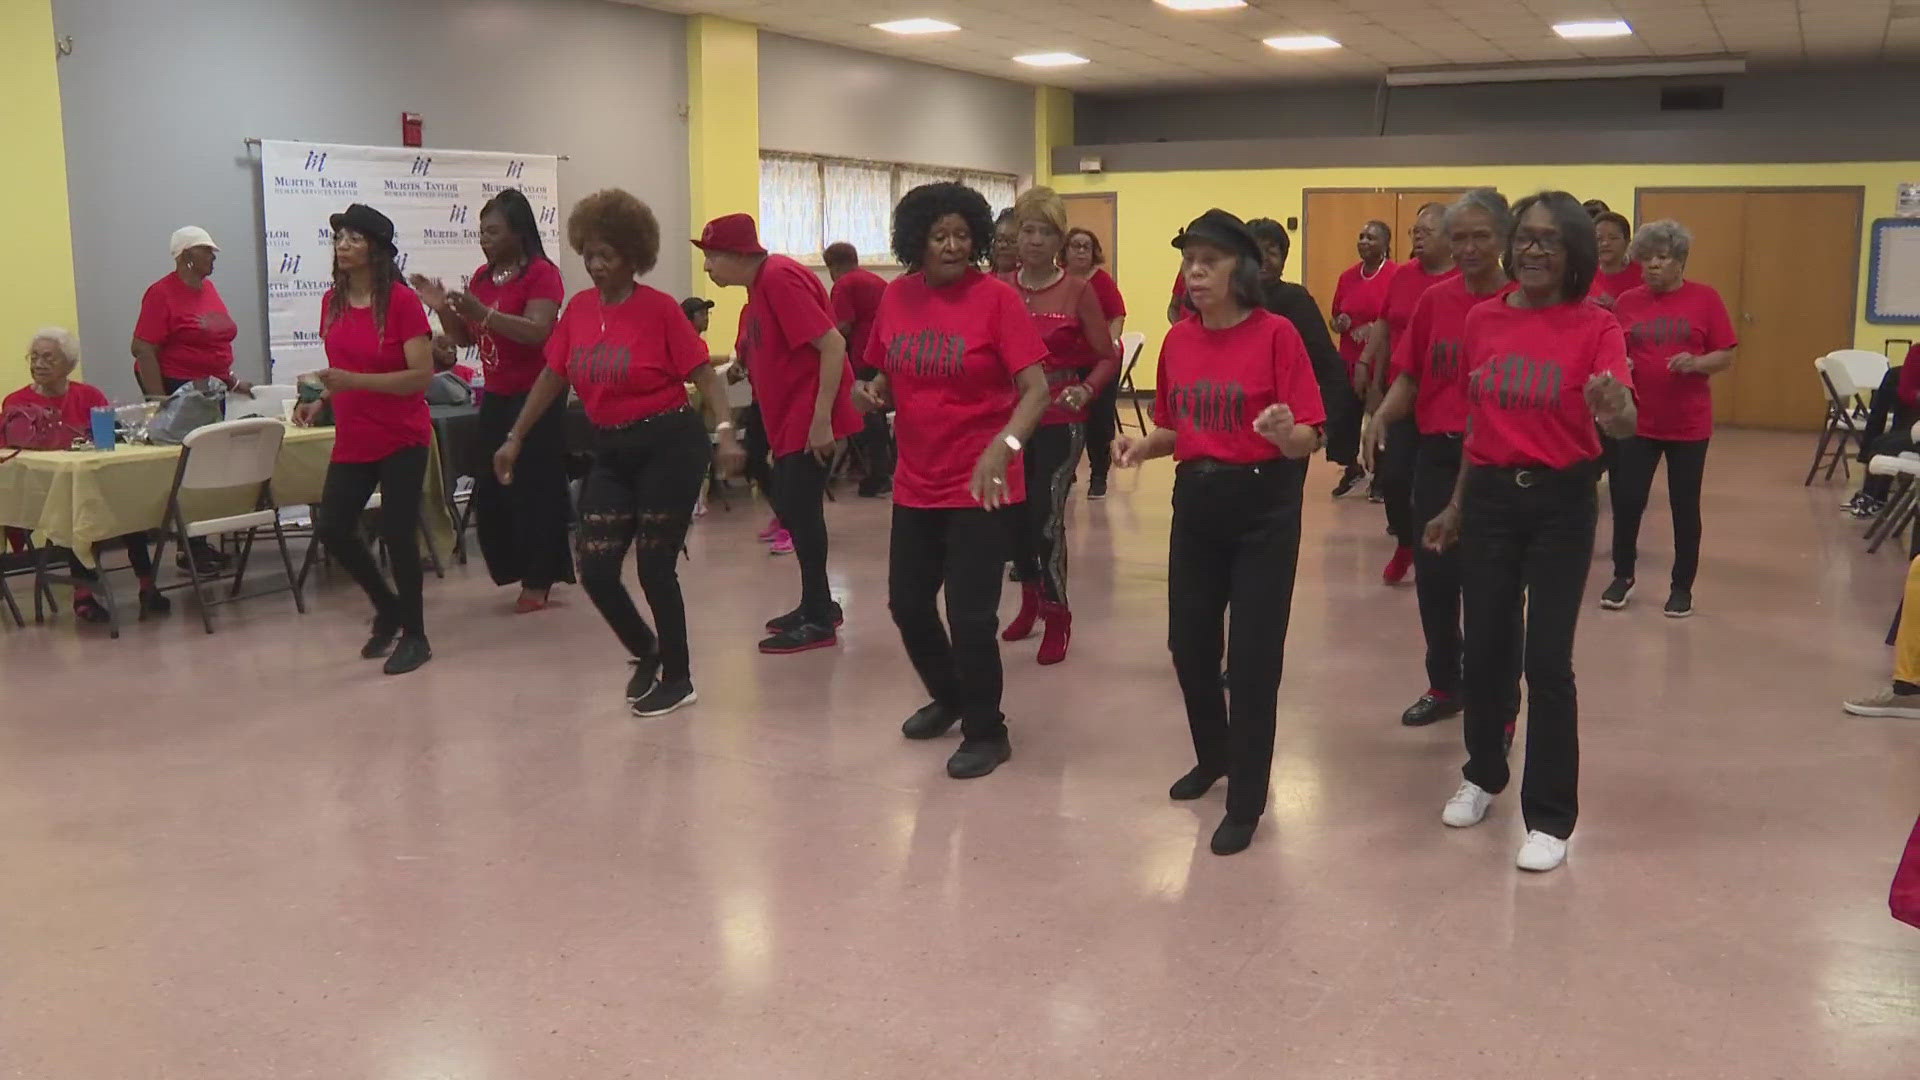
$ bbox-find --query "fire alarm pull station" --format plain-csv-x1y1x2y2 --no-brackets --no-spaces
402,112,423,148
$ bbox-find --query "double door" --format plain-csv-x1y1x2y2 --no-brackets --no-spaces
1302,189,1469,328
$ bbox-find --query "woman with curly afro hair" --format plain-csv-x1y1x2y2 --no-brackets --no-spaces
493,189,745,718
852,182,1051,780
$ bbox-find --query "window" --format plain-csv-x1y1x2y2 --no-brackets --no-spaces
758,152,1020,264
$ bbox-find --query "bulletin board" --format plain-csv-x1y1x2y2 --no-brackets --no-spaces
1868,217,1920,324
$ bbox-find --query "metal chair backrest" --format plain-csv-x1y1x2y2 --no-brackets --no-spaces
1816,354,1859,406
178,417,286,491
1826,349,1889,402
1118,332,1147,386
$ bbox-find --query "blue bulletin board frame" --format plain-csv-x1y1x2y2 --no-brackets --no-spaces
1868,217,1920,324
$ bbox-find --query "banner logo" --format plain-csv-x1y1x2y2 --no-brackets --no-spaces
304,150,327,173
539,206,557,226
505,160,526,180
411,156,433,176
279,253,301,274
449,205,469,224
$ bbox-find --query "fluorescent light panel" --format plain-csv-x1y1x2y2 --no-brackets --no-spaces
871,18,959,35
1554,19,1633,39
1015,52,1090,67
1264,34,1341,51
1154,0,1248,10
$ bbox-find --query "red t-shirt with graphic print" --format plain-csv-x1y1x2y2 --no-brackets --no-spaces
1153,309,1327,465
1461,298,1633,470
1390,277,1516,436
545,284,705,428
1612,280,1737,441
737,254,861,458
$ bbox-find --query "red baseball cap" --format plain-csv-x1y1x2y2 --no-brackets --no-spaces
693,213,767,256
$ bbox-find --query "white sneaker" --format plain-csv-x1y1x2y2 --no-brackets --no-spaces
1516,831,1568,872
1441,781,1493,828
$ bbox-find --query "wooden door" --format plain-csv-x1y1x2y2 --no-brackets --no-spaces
1735,190,1861,430
1304,190,1394,324
1062,192,1118,276
1636,191,1748,424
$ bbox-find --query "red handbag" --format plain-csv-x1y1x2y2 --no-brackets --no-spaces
1893,815,1920,930
0,401,82,462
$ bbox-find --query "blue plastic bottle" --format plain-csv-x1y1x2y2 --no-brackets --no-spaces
90,406,117,450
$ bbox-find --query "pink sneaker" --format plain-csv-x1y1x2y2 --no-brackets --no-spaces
769,529,794,555
758,516,783,542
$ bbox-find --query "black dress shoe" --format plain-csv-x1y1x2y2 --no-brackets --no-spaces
1169,766,1224,801
1401,692,1463,727
1210,814,1259,855
138,588,172,617
946,735,1012,778
383,634,432,675
902,701,961,740
361,619,399,659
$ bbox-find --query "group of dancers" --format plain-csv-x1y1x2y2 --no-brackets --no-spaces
268,176,1732,868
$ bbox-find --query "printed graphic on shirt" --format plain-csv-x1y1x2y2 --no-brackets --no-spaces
1429,339,1464,383
1468,354,1563,411
1624,316,1693,357
1164,379,1248,433
884,330,966,378
568,342,633,385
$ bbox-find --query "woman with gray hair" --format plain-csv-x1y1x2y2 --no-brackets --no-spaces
1599,219,1736,619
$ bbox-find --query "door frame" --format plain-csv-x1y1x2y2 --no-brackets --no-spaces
1631,185,1866,323
1061,191,1119,275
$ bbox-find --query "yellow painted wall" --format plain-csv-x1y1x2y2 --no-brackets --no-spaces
687,16,759,352
1034,87,1074,187
1,0,79,388
1056,161,1918,389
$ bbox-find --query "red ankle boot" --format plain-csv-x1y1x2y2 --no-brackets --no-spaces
1002,581,1042,642
1036,601,1072,665
1382,544,1414,585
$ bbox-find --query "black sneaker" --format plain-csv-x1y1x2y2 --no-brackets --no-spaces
857,480,893,498
902,701,961,740
1168,766,1223,801
1088,476,1108,500
758,621,838,654
383,634,432,675
626,655,661,704
1210,814,1259,856
175,545,231,574
1331,463,1365,498
631,678,698,717
1841,491,1877,513
361,618,400,659
1664,589,1694,619
765,601,844,634
946,734,1012,778
72,594,112,624
1599,577,1635,610
138,587,172,617
1848,496,1886,520
1401,692,1463,727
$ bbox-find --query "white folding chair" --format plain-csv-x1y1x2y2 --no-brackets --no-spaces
225,384,299,420
1866,451,1920,553
147,417,307,634
1115,331,1148,434
1807,353,1873,485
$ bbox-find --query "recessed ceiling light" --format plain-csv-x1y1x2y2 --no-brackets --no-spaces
1553,19,1633,39
1155,0,1248,11
871,18,960,35
1014,52,1090,67
1263,34,1342,51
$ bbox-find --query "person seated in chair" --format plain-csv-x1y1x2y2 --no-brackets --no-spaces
1845,552,1920,720
5,328,169,621
1845,344,1920,517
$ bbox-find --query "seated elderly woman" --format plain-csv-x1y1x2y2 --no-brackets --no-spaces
1846,547,1920,720
3,328,169,622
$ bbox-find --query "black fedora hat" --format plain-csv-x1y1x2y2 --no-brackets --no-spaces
1172,208,1261,262
328,203,397,254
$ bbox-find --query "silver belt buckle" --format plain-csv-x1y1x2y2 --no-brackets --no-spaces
1514,469,1537,488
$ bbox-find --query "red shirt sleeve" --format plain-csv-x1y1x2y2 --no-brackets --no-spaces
763,263,837,351
544,297,578,377
1273,320,1327,429
997,286,1048,376
75,383,110,412
1091,270,1126,320
390,284,433,344
661,293,710,380
528,259,566,305
1699,286,1738,353
1391,290,1432,383
134,281,170,343
1074,280,1118,393
830,277,856,328
1152,343,1173,429
863,290,892,371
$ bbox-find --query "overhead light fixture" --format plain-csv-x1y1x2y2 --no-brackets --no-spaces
1155,0,1248,10
871,18,960,35
1385,55,1744,86
1553,19,1633,39
1014,52,1090,67
1264,34,1342,51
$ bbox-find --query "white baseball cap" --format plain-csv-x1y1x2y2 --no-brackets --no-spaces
169,226,219,259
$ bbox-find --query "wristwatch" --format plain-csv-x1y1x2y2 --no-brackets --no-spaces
1002,433,1022,453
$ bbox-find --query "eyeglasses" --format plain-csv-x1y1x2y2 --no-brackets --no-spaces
1513,231,1564,254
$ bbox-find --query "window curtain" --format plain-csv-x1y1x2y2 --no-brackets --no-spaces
760,154,823,259
964,173,1019,220
823,161,893,262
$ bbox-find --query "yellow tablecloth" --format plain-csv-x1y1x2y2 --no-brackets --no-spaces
0,426,455,568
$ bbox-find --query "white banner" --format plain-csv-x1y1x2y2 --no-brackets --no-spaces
259,140,560,378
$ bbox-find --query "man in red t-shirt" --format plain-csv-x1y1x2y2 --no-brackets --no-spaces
825,241,893,498
698,214,861,654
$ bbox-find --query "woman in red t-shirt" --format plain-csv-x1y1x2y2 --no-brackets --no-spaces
412,188,574,613
997,187,1116,666
1425,191,1636,874
1330,221,1397,490
297,204,437,675
1603,219,1737,619
1113,209,1325,856
1064,227,1126,501
1589,212,1643,309
132,225,248,397
493,189,742,718
852,182,1051,780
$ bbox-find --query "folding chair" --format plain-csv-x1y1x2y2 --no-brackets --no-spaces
146,417,307,635
0,535,53,629
1115,332,1148,434
225,384,299,421
1865,454,1920,552
1807,350,1890,485
294,488,444,594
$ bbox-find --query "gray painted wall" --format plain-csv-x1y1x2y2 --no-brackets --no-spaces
758,32,1034,180
1075,65,1920,144
52,0,690,400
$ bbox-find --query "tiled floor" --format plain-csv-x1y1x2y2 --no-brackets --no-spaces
2,428,1916,1078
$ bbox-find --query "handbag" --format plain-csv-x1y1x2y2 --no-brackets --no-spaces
147,378,226,445
425,370,474,407
0,401,83,461
1893,814,1920,929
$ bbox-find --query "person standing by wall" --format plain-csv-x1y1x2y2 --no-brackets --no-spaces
825,242,893,499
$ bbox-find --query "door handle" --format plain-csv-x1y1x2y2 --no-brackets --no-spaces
1743,312,1755,324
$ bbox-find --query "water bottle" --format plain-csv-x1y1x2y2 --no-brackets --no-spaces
90,406,117,450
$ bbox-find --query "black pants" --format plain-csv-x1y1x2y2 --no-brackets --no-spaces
1011,422,1085,604
576,409,708,682
474,390,576,590
769,450,835,619
1610,436,1709,591
741,404,773,498
1862,423,1919,502
889,504,1014,740
1460,463,1598,840
318,444,431,637
1413,435,1466,697
1168,459,1306,821
1379,416,1419,545
854,410,895,489
58,535,154,582
1858,367,1905,463
1085,381,1120,483
1323,382,1364,467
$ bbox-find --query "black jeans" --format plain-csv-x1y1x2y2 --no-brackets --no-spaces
1323,382,1365,467
576,409,708,682
1011,422,1085,604
318,444,431,637
1460,463,1598,840
1085,381,1120,483
889,504,1014,740
854,410,895,489
1413,434,1466,697
475,390,575,590
1610,436,1709,591
769,450,835,620
741,403,773,498
1379,416,1419,545
1858,367,1905,463
1168,458,1306,821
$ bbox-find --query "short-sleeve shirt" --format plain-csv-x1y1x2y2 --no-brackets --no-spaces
4,381,110,432
321,282,434,464
1591,263,1645,308
545,284,706,428
999,271,1116,426
464,258,566,396
135,273,238,383
738,254,861,457
1331,259,1398,374
1086,268,1127,322
829,267,889,377
1390,277,1516,436
1612,281,1737,441
1153,309,1328,465
863,269,1047,509
1382,260,1461,342
1462,298,1633,470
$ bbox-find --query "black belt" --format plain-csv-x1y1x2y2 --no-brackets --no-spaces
1177,457,1285,477
1481,460,1597,488
592,404,694,434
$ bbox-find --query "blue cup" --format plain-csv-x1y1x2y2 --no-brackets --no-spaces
90,406,117,450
